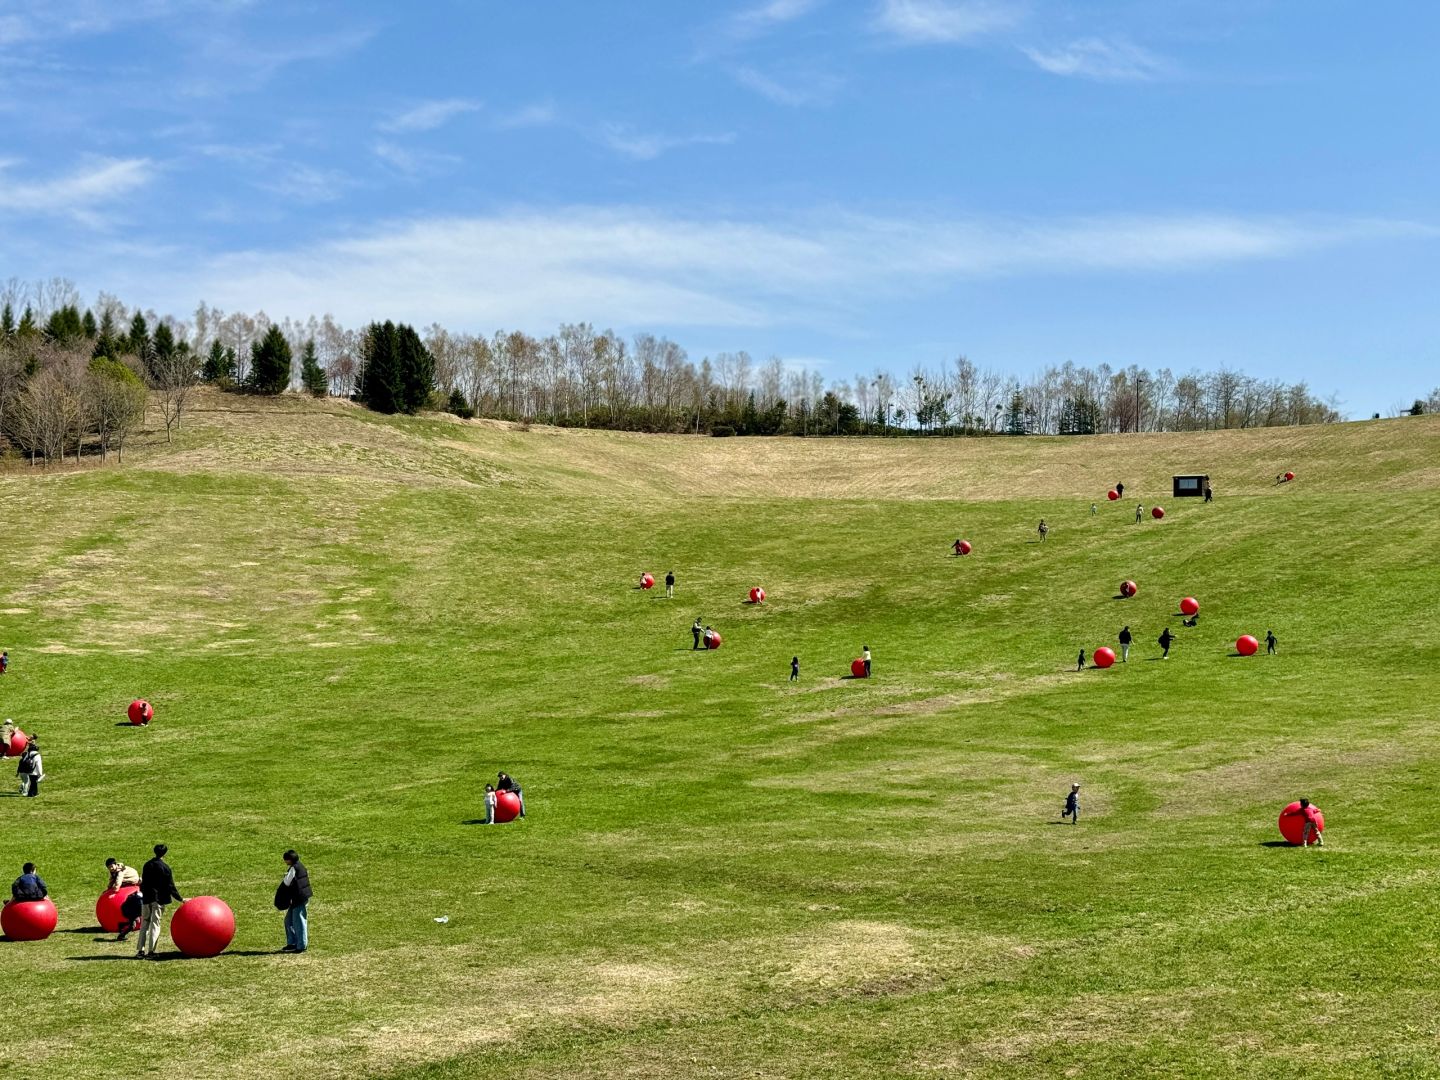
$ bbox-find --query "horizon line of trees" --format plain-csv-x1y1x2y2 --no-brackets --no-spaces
4,276,1435,465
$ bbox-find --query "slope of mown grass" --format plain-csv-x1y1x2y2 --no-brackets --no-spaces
1,402,1439,1079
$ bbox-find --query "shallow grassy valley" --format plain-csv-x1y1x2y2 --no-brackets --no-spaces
3,395,1440,1078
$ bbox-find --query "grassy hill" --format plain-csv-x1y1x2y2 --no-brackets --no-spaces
3,393,1440,1079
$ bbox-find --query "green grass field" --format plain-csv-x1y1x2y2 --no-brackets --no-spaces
4,394,1440,1079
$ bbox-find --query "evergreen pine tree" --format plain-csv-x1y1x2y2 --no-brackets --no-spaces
202,339,234,382
82,309,97,338
248,325,292,394
0,303,13,338
300,339,328,397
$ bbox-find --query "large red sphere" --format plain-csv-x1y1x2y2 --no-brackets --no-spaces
1278,801,1324,846
1106,489,1119,501
749,587,766,603
170,896,235,958
1284,471,1295,481
958,540,972,555
2,898,58,941
850,658,868,678
1093,647,1116,669
640,574,654,590
704,631,722,650
494,790,522,823
1151,506,1165,520
128,699,153,726
1180,597,1200,617
1120,580,1138,598
3,729,27,757
95,886,141,933
1236,635,1259,656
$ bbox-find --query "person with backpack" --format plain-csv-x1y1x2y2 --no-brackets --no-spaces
16,738,42,797
1118,626,1133,663
10,862,47,901
1158,627,1174,660
137,843,183,959
276,849,312,953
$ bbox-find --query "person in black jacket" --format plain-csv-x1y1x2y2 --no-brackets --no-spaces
497,771,526,818
137,843,183,959
1158,627,1174,660
278,849,312,953
1119,625,1133,663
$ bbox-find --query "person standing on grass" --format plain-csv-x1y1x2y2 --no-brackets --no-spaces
1158,627,1174,660
692,617,703,650
665,570,675,599
1300,799,1324,847
0,650,8,675
790,656,799,682
1266,630,1278,655
497,772,525,818
105,857,142,941
137,843,183,959
482,784,497,824
1076,648,1086,671
0,718,14,756
862,645,872,678
1135,503,1144,524
10,861,47,901
1090,503,1098,515
1119,625,1133,663
278,849,312,953
15,738,42,797
1116,482,1125,499
1204,483,1213,503
1062,783,1080,824
1037,519,1049,542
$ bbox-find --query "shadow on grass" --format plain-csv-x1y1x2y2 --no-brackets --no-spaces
56,926,106,935
67,950,278,962
460,819,496,826
1259,841,1297,848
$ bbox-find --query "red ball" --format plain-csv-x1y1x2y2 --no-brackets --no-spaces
494,789,522,823
3,729,27,757
96,886,141,933
1151,506,1165,520
170,896,235,958
1278,801,1324,846
128,699,153,726
1106,490,1119,501
705,631,722,650
1,898,57,941
850,658,867,678
1093,647,1116,669
1180,597,1199,617
1284,471,1295,481
1236,634,1259,656
640,574,654,590
959,540,972,555
749,587,766,603
1120,580,1138,598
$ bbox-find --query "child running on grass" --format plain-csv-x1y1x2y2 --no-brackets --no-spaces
1062,782,1080,824
1076,649,1086,671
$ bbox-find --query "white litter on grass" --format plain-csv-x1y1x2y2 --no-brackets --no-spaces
434,916,449,923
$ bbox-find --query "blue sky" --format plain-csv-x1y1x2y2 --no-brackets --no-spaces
1,0,1437,416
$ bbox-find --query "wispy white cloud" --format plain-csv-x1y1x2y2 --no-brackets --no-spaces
726,0,824,40
378,98,482,134
371,141,460,177
0,157,154,219
873,0,1022,44
126,208,1430,333
733,66,843,106
598,127,737,161
493,102,559,130
1024,37,1171,81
